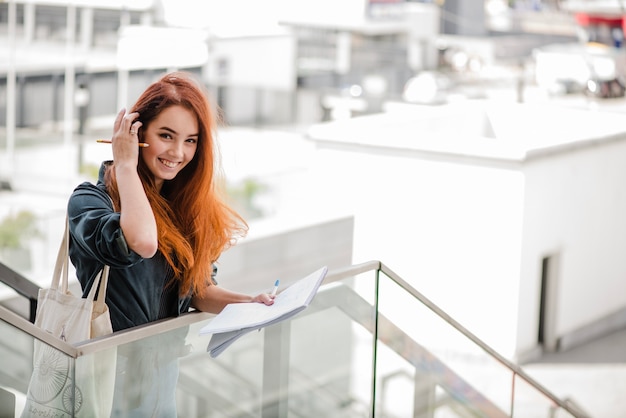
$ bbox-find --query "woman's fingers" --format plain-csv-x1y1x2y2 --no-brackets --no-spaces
121,112,140,133
129,120,143,136
113,108,126,132
111,110,142,146
252,293,275,306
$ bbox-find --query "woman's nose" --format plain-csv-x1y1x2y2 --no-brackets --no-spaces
169,141,184,157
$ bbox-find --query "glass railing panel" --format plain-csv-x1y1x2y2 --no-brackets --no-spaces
376,270,515,416
0,314,81,418
512,374,577,418
287,306,369,416
0,315,34,416
2,262,581,417
176,269,378,417
283,270,378,417
103,327,198,417
2,267,378,418
374,333,423,416
179,320,266,417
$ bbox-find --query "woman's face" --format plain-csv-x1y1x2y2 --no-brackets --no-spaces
140,105,199,190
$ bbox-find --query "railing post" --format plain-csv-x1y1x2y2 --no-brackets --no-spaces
413,371,436,418
371,268,380,418
262,322,291,418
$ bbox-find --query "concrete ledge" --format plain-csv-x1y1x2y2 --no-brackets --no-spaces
558,307,626,352
216,214,354,294
518,307,626,364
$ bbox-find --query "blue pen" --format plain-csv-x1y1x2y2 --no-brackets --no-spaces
271,279,280,297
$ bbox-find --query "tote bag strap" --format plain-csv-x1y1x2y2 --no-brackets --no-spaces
50,216,71,292
54,214,110,305
89,265,110,311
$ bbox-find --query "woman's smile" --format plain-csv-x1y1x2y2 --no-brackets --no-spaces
159,158,181,169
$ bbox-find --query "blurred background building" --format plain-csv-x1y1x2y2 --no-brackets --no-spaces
2,0,626,416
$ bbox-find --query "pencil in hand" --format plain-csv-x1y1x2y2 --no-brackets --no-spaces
96,139,149,148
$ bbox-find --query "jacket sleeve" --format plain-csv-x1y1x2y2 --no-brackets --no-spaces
67,181,143,268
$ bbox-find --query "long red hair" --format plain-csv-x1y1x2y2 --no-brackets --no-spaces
105,71,247,295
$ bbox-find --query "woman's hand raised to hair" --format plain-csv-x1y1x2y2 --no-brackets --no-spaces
110,108,143,168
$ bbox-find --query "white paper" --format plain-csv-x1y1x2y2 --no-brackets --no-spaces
199,266,328,357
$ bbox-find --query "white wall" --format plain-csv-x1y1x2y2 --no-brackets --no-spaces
204,34,297,91
308,143,525,358
306,101,626,361
517,135,626,356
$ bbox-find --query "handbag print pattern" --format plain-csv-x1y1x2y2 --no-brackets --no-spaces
24,344,83,416
22,341,117,417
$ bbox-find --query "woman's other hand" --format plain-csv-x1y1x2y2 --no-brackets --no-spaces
251,293,275,306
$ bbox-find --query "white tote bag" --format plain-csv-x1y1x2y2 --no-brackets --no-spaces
21,216,116,418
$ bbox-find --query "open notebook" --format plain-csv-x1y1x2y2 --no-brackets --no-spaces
199,266,328,357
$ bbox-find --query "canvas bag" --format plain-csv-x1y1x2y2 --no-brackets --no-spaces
21,216,116,418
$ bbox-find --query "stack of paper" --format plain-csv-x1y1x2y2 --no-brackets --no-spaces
199,266,328,357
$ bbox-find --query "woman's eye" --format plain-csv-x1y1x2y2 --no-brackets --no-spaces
160,133,172,140
186,138,198,144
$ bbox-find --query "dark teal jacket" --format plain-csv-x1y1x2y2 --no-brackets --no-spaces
67,162,193,332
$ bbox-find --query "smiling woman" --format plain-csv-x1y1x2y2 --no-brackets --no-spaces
66,71,276,416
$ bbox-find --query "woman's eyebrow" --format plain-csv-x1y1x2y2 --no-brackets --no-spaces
159,126,199,137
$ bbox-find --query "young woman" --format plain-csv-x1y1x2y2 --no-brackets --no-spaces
67,71,274,416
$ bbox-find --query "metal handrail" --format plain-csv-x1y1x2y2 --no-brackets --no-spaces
378,261,591,418
0,298,78,356
0,262,40,322
0,259,591,416
0,260,379,358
